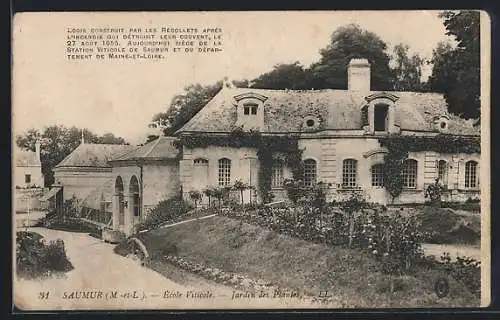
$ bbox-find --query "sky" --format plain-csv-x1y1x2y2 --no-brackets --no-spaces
13,11,456,145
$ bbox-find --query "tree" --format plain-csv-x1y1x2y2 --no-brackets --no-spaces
308,24,395,90
96,133,127,145
251,62,310,89
391,43,425,91
428,10,480,119
16,125,128,187
188,190,202,208
232,180,249,205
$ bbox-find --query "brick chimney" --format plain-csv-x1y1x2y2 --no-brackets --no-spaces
35,140,41,163
348,58,371,92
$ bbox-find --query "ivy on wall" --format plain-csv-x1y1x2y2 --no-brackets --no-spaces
378,134,480,202
176,128,303,203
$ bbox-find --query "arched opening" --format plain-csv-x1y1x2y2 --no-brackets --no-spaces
115,176,124,226
129,175,140,219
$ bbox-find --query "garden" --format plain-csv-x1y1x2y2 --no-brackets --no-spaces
116,177,481,307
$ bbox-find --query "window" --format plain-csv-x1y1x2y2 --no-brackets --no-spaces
374,104,389,132
24,174,31,184
133,194,140,217
342,159,358,188
243,104,258,115
402,159,418,188
438,160,448,185
371,164,384,187
303,159,317,187
465,160,478,188
218,158,231,186
271,161,284,188
194,158,208,165
306,119,315,127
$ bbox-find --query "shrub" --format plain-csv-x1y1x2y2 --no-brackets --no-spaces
440,252,481,295
425,179,445,207
16,231,73,279
137,197,193,231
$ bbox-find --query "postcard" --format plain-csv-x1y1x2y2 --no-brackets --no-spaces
12,10,490,310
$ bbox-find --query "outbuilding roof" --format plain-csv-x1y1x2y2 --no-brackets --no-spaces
176,87,479,136
110,136,179,162
55,144,137,168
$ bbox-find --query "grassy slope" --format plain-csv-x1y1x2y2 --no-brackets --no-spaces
417,207,481,245
138,216,478,308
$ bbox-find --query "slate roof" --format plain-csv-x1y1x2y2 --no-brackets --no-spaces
176,87,479,136
15,149,41,167
55,144,137,168
110,136,179,161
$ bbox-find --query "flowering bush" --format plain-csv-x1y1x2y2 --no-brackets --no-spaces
356,210,425,273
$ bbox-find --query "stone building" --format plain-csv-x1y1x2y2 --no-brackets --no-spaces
51,141,136,202
107,136,180,235
14,141,43,188
176,58,481,205
14,141,45,212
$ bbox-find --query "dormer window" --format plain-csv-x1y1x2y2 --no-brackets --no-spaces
363,93,399,134
233,92,268,130
244,103,258,115
374,104,389,132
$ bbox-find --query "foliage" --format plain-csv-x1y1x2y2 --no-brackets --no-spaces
425,179,445,206
391,43,425,91
440,252,481,295
178,130,302,202
16,125,128,186
188,190,202,207
251,62,311,89
308,24,395,90
427,11,480,119
150,79,250,136
283,178,307,205
232,180,249,205
378,134,480,201
357,211,425,274
16,231,73,279
138,197,193,231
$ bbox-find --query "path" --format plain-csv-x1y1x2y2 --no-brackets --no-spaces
422,243,481,261
14,227,234,310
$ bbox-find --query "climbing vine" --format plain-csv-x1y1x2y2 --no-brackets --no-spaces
176,128,303,203
378,134,480,202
